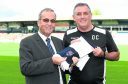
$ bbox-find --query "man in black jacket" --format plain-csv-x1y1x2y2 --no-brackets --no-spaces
63,3,120,84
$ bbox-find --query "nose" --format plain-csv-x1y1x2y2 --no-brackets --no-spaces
81,14,84,18
81,13,86,18
47,21,52,25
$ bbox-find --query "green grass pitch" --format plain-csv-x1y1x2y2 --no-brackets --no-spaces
0,56,25,84
0,42,128,84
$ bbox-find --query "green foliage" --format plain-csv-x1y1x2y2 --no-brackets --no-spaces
102,20,118,25
92,9,101,15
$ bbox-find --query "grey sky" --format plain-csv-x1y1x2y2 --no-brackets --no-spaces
0,0,128,21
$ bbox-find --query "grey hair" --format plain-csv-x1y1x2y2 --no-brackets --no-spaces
73,3,91,14
38,8,56,20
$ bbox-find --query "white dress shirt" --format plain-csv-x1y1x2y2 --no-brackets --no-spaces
38,31,63,84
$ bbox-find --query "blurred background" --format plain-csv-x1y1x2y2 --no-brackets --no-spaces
0,0,128,84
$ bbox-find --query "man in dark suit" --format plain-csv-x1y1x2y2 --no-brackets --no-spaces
19,8,67,84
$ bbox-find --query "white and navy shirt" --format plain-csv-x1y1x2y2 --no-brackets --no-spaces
63,26,118,84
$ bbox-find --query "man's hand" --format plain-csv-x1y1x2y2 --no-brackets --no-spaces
72,56,79,64
52,54,66,65
93,47,104,57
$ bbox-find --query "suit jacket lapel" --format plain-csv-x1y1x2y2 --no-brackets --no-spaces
34,33,52,57
51,37,58,52
34,34,62,56
51,36,62,53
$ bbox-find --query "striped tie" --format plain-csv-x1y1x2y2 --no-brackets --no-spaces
46,38,55,55
46,38,62,84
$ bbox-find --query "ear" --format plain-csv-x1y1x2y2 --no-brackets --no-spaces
72,15,75,21
37,20,40,27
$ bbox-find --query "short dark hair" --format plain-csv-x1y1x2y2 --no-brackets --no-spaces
73,3,91,14
38,8,56,20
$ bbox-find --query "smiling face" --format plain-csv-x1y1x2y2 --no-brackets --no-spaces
37,10,56,37
73,5,92,32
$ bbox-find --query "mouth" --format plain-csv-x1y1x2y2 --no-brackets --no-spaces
80,19,86,22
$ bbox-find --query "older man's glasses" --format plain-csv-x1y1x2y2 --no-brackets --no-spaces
41,18,56,23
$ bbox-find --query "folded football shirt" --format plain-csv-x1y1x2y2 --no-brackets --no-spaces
58,47,79,64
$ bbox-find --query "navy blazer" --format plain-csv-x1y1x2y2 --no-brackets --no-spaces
19,33,66,84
